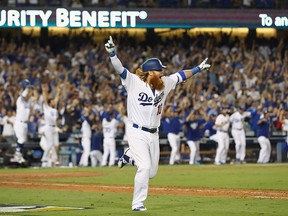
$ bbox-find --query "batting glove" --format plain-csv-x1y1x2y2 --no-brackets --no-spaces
198,58,211,71
105,36,116,57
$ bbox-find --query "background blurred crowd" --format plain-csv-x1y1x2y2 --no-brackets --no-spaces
0,30,288,165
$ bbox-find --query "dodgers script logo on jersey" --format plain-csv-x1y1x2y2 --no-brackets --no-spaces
138,91,164,107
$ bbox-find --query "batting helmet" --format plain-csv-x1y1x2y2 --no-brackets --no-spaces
20,79,32,89
141,58,166,72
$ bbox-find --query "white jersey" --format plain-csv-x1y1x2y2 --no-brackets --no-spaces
283,119,288,132
43,103,58,126
111,55,184,128
15,96,31,122
81,120,92,139
2,115,15,136
229,111,244,130
102,118,118,138
215,114,230,132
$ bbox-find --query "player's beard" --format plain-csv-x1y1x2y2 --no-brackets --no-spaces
149,75,164,91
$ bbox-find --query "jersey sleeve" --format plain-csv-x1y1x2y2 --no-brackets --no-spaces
168,72,186,85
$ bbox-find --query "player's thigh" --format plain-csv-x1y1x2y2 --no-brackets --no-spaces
168,133,179,149
128,128,151,169
14,122,26,141
53,132,59,147
149,134,160,178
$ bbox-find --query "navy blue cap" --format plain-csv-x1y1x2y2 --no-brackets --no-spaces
238,105,245,110
141,58,166,72
21,79,33,89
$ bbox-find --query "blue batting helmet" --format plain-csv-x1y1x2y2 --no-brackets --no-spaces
20,79,32,89
141,58,166,72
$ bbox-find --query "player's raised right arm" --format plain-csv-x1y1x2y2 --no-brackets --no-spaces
105,36,127,79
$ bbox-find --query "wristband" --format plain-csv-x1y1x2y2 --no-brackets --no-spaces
109,51,116,57
191,66,201,75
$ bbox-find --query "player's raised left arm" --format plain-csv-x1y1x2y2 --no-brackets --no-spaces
183,58,210,80
171,58,210,83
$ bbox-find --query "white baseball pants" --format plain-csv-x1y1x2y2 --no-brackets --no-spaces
167,133,181,165
101,137,116,166
187,140,200,165
231,129,246,161
90,150,103,167
127,124,159,210
257,136,271,163
14,121,28,144
215,132,230,164
41,126,59,165
79,137,91,167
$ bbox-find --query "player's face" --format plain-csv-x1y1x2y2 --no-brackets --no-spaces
148,70,164,91
50,99,56,108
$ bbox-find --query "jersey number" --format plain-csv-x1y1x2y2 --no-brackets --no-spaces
157,104,163,115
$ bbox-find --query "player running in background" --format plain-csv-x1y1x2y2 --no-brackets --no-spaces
105,36,210,211
11,79,35,164
41,84,61,167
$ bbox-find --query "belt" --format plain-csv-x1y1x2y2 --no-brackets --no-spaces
232,128,243,131
219,130,228,133
132,123,158,134
49,125,56,127
20,120,28,124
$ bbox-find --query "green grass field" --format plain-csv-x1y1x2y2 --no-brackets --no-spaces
0,163,288,216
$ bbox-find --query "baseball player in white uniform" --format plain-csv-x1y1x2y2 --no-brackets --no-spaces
11,80,34,164
101,111,119,167
229,106,250,164
79,110,93,167
105,36,210,211
41,84,61,167
257,110,271,163
214,106,230,165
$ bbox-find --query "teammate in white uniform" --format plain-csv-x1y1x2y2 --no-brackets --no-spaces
11,80,34,164
1,109,16,146
229,106,249,163
256,110,271,163
105,36,210,211
101,111,119,166
79,109,93,167
214,106,230,165
41,84,61,167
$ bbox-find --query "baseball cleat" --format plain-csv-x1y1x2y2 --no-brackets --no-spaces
133,206,147,211
118,156,128,168
11,152,26,164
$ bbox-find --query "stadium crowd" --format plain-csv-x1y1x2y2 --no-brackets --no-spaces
0,30,288,166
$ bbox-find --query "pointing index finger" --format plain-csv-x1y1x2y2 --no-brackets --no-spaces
109,35,113,43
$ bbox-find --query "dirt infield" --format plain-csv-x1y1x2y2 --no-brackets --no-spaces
0,171,287,200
